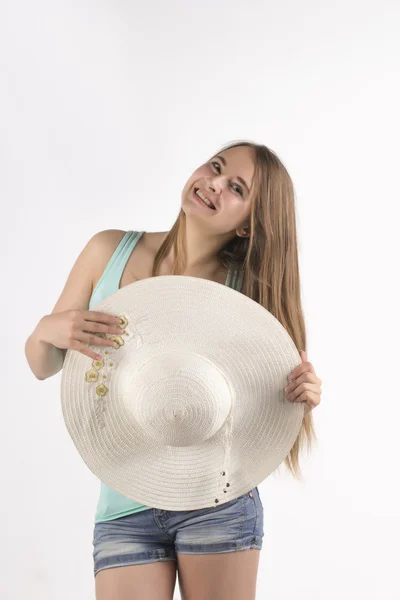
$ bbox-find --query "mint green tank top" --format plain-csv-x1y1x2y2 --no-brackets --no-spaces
89,230,244,523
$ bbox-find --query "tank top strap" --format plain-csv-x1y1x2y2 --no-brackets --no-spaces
112,230,144,285
91,230,144,302
226,266,244,292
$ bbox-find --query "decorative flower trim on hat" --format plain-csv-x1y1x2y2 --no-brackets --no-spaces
83,313,166,428
84,314,129,428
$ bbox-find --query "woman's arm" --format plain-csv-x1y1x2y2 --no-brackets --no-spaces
24,231,111,380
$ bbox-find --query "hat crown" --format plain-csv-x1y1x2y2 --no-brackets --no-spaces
127,352,232,446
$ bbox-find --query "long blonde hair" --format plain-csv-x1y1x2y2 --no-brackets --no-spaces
151,139,317,480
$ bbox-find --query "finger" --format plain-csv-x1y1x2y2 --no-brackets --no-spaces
70,340,105,361
81,347,103,361
82,311,124,326
73,331,120,350
82,320,125,336
299,391,321,410
293,389,320,407
307,362,316,375
286,382,317,402
83,332,121,349
290,360,315,381
286,371,318,390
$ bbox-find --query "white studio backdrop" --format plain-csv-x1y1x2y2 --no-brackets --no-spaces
1,1,399,598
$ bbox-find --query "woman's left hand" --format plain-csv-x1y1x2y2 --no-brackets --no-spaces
285,350,322,415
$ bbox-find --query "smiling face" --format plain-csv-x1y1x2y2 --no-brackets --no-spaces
181,145,255,235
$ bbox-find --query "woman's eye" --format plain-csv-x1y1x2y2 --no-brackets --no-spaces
211,161,243,196
232,183,244,196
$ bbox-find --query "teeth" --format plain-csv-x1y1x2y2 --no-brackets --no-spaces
196,189,215,209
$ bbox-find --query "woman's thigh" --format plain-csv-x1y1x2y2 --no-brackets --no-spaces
177,548,260,600
172,487,264,600
95,561,177,600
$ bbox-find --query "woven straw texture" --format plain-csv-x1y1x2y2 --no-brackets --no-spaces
61,275,304,511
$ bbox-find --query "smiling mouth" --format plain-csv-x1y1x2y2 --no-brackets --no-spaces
193,188,217,210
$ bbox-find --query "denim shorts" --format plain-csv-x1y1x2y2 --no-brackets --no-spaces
92,487,264,576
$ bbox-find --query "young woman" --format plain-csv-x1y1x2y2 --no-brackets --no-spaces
25,140,321,600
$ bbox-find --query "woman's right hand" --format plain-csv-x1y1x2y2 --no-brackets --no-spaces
39,310,126,361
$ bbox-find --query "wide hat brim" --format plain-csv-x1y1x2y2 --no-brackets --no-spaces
61,275,304,511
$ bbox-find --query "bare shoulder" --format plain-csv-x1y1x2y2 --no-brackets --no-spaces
49,229,127,316
89,228,128,254
89,229,128,281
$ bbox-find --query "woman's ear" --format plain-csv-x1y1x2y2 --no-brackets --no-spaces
237,226,250,238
